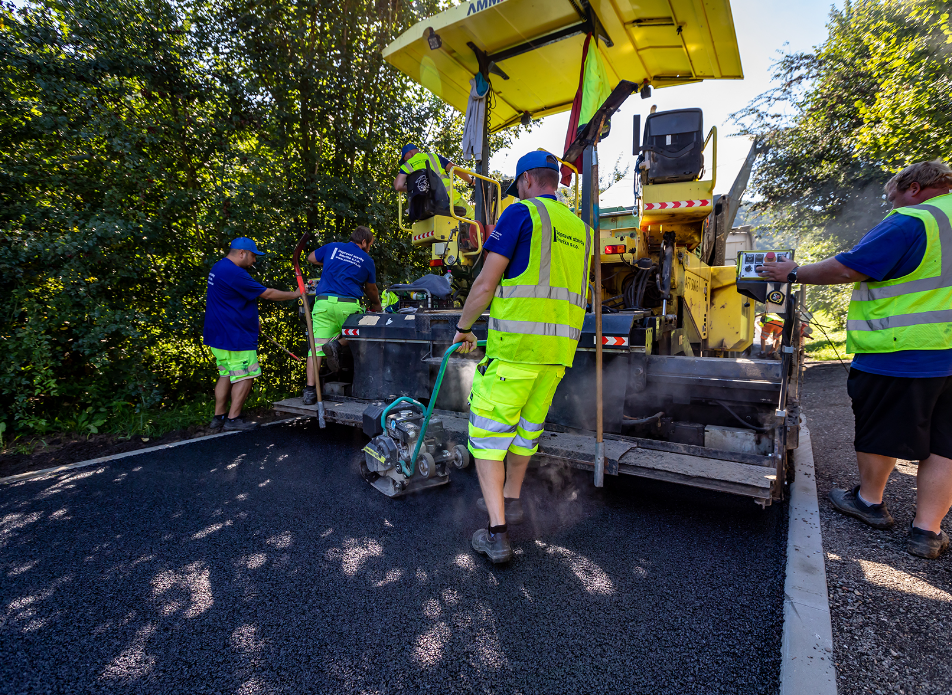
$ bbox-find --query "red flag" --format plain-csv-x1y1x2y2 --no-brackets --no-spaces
561,33,592,186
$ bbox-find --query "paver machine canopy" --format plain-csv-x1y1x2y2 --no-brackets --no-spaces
382,0,743,131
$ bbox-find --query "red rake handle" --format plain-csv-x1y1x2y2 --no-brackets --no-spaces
292,231,314,295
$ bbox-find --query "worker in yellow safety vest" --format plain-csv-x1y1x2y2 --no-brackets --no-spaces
757,159,952,560
393,144,474,217
758,313,784,358
453,151,592,564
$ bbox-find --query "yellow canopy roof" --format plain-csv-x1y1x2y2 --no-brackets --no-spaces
383,0,743,132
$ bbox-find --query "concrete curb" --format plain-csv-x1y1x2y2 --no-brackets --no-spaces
0,417,301,486
780,422,837,694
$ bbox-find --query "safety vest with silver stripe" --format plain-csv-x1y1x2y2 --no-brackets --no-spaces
846,193,952,353
401,151,454,201
487,197,592,366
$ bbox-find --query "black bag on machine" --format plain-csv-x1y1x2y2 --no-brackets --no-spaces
406,162,466,222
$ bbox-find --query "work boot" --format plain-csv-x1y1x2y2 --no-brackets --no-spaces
302,385,317,405
323,339,343,373
223,417,258,431
907,524,950,559
476,497,525,525
208,414,226,431
829,485,895,529
472,528,513,564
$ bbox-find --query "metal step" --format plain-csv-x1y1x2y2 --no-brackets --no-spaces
273,397,778,504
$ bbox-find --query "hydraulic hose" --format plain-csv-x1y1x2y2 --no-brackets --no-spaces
397,340,487,477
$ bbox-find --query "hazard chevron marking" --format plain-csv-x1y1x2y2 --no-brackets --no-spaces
601,336,628,346
342,328,359,336
644,199,711,211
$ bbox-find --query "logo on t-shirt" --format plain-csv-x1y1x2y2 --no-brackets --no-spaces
330,246,366,268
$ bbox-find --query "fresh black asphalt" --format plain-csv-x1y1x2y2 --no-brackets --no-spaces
1,419,787,694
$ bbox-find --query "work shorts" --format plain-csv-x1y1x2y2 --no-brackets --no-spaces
210,347,261,384
848,368,952,461
467,358,565,462
308,297,363,357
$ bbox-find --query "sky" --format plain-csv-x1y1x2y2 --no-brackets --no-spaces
491,0,839,206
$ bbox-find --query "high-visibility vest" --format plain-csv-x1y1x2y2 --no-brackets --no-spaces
760,314,784,330
487,197,593,367
401,151,457,202
846,192,952,354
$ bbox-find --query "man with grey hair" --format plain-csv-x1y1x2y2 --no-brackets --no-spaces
759,159,952,559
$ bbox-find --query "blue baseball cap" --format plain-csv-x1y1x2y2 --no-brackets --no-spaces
505,150,560,198
230,237,267,255
401,143,419,162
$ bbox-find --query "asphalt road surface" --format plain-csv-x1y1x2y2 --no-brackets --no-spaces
1,419,787,694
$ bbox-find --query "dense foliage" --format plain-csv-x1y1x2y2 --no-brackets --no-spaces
733,0,952,325
0,0,527,436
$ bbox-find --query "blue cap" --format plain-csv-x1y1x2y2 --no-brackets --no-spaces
506,150,560,198
230,237,267,255
401,144,419,162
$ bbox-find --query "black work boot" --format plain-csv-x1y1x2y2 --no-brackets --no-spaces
223,417,258,431
476,497,525,525
907,524,950,559
208,414,226,431
829,485,895,529
323,339,343,373
302,385,317,405
472,527,513,564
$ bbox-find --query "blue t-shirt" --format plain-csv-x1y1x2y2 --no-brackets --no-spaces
484,195,558,278
312,242,376,298
203,258,267,352
836,212,952,377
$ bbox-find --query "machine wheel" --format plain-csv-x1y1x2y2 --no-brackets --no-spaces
359,457,380,483
452,444,471,470
418,452,435,479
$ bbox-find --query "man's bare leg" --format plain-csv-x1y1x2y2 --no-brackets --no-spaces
913,453,952,533
306,355,323,387
856,451,898,504
502,453,532,499
215,377,231,416
227,378,255,418
475,458,507,526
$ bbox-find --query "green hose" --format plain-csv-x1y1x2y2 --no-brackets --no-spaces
394,340,486,477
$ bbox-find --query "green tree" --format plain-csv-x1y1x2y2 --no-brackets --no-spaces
732,0,952,324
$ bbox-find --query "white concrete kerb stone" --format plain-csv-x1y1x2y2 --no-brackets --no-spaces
780,420,838,695
0,417,301,486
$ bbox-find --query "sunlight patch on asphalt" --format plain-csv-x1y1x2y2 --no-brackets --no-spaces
266,531,292,549
151,561,213,618
100,623,157,681
373,568,403,587
413,620,451,667
325,538,384,576
191,520,232,540
535,540,615,595
858,559,951,602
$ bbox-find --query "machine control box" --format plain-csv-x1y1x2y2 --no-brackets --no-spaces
736,250,794,280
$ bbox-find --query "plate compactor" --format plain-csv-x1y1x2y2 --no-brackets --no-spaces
357,343,476,497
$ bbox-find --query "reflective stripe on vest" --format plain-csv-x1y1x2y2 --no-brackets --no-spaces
487,318,582,341
487,197,592,366
850,202,952,302
846,194,952,352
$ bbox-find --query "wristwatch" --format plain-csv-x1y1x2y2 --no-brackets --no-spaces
786,266,799,284
456,323,473,334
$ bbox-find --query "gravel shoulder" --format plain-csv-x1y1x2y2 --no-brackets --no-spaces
801,362,952,695
1,419,786,694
